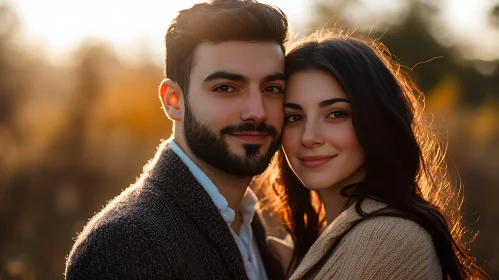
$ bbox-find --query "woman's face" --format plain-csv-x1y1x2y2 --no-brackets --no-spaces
282,70,365,191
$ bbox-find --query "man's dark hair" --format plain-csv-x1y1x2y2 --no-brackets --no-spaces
165,0,288,95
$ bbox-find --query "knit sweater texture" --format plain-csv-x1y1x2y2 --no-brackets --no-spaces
65,141,284,280
290,199,442,280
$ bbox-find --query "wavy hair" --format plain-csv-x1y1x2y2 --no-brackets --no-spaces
257,31,486,279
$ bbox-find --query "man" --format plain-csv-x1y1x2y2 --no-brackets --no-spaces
65,0,288,279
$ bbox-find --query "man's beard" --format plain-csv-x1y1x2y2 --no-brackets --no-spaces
183,103,280,177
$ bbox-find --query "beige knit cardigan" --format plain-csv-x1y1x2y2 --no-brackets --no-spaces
271,199,443,280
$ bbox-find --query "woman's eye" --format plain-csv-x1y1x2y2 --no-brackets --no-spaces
285,114,303,123
213,84,236,92
263,85,284,94
327,110,348,119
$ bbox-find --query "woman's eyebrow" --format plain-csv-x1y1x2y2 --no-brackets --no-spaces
319,98,350,107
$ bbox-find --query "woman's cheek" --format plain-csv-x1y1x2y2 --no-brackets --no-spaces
281,126,299,157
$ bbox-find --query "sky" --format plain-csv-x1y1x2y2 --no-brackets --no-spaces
11,0,309,64
10,0,499,63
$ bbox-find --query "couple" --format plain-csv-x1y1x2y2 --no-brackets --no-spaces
65,1,484,279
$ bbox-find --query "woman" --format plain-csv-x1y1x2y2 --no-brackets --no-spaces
263,33,486,279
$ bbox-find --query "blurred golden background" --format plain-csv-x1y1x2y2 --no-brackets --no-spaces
1,0,498,279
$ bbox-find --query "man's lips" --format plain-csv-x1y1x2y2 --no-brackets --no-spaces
299,155,335,168
229,132,269,143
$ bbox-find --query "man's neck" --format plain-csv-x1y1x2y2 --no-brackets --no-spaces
198,160,252,212
186,151,251,234
174,138,252,213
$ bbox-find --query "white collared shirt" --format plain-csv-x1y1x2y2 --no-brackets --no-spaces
169,138,268,280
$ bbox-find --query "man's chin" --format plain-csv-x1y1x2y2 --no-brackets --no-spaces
219,151,271,175
220,161,271,177
225,151,266,163
226,143,265,156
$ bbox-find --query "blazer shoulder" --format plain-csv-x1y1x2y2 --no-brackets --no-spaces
66,181,180,274
87,177,178,225
65,218,172,279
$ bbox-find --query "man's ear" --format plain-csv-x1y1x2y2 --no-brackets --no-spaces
159,79,183,121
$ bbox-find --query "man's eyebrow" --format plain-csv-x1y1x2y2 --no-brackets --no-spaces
263,72,286,83
284,103,302,110
319,98,350,107
203,71,247,82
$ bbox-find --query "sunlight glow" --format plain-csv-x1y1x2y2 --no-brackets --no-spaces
14,0,307,63
12,0,498,62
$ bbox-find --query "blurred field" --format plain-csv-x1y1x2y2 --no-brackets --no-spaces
1,1,498,279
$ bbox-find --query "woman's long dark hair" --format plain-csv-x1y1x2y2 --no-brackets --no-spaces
257,32,486,279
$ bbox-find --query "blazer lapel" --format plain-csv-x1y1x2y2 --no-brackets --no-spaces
146,141,248,280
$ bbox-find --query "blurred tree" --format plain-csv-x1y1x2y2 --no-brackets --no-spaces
0,4,23,128
310,0,499,105
490,3,499,28
0,4,46,279
25,40,168,279
31,41,119,277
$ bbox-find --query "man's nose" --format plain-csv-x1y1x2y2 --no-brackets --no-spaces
241,88,267,123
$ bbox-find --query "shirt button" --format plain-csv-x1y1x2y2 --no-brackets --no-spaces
222,211,230,219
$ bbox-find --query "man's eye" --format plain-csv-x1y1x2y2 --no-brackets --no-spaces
263,85,284,93
285,114,303,123
213,84,236,92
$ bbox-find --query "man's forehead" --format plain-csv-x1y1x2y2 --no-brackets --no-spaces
191,41,284,78
194,40,283,55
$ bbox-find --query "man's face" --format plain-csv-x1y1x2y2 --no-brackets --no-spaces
182,41,285,176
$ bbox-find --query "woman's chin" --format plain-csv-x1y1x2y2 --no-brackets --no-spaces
299,177,338,191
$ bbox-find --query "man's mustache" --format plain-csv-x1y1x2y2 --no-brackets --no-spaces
220,122,277,137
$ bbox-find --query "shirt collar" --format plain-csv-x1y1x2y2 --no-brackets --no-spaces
240,188,258,225
169,138,257,224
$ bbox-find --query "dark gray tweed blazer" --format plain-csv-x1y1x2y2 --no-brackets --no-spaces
65,141,284,280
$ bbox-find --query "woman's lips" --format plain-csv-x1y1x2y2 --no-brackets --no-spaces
299,155,335,168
